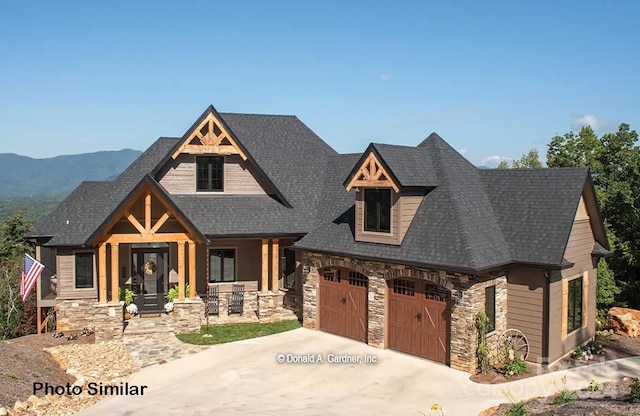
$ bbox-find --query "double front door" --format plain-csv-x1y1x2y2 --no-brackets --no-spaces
132,248,168,313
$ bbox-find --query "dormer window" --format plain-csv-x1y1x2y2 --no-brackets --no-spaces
196,156,224,191
364,188,391,233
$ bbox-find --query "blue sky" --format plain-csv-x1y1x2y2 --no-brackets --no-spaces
1,1,638,166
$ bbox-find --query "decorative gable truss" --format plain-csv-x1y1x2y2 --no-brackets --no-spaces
171,112,247,160
345,151,400,193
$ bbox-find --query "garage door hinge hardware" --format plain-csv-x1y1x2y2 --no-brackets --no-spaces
415,313,422,321
341,297,346,305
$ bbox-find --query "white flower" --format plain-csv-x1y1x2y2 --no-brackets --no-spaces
508,349,515,361
126,303,138,315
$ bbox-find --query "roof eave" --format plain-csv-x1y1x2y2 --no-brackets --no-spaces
85,175,208,246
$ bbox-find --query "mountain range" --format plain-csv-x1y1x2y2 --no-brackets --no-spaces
0,149,142,197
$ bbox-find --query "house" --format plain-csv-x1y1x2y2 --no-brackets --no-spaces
30,105,609,373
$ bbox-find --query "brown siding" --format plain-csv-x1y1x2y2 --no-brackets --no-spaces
507,267,546,361
158,154,268,195
355,190,400,245
548,211,597,362
56,248,98,300
399,194,423,241
196,239,263,296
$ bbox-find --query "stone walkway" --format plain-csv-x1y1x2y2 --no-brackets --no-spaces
122,314,209,369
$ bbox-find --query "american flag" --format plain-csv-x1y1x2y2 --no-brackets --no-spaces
20,254,44,302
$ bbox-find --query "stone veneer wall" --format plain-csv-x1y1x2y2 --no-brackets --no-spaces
173,297,204,333
56,299,97,332
367,275,385,348
301,252,508,374
93,303,124,341
56,299,124,341
302,267,318,330
257,292,291,321
449,276,507,373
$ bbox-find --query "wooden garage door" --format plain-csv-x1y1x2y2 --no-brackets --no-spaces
319,268,368,342
388,279,450,364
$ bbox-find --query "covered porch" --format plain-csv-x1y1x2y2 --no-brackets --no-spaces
89,178,301,339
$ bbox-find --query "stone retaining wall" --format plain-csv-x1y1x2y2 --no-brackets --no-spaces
56,299,124,341
56,299,97,332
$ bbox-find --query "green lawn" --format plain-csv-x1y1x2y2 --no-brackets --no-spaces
176,320,301,345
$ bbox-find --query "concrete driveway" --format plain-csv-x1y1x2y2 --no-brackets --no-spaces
79,328,640,416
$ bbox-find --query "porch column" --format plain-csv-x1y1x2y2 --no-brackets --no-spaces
271,238,279,292
98,243,107,303
261,239,269,293
110,243,119,302
178,241,185,301
188,241,196,299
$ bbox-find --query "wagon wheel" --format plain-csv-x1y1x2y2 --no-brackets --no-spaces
497,329,529,361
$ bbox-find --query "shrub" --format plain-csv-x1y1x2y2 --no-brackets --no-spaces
586,340,603,355
167,284,191,302
503,354,530,378
553,376,578,405
502,390,527,416
588,379,601,392
629,378,640,403
474,312,492,374
119,286,134,306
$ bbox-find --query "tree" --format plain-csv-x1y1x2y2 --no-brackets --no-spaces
496,149,542,169
0,211,36,339
547,123,640,307
0,210,33,259
511,149,543,169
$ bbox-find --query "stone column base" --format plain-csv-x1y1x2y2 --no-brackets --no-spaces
93,302,124,342
56,299,98,332
173,297,204,333
257,291,287,321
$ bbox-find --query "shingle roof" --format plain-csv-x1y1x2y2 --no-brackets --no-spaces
218,112,337,221
371,143,438,187
33,107,597,273
479,167,589,266
295,135,591,272
31,138,178,245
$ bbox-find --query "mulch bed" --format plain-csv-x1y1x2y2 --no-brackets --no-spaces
471,334,640,384
0,331,94,408
477,334,640,415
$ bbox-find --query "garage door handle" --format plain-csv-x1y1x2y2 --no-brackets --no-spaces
415,313,422,321
341,297,346,305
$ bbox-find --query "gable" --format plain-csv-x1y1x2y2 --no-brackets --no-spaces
171,111,247,160
345,150,400,193
89,177,206,246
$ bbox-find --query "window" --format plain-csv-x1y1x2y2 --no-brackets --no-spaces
485,285,496,332
426,283,451,302
348,270,367,288
323,268,341,283
196,156,224,191
75,252,94,289
567,276,583,333
364,188,391,233
209,249,235,282
392,279,415,296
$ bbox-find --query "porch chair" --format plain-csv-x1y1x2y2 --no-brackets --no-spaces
206,285,219,316
228,284,245,315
